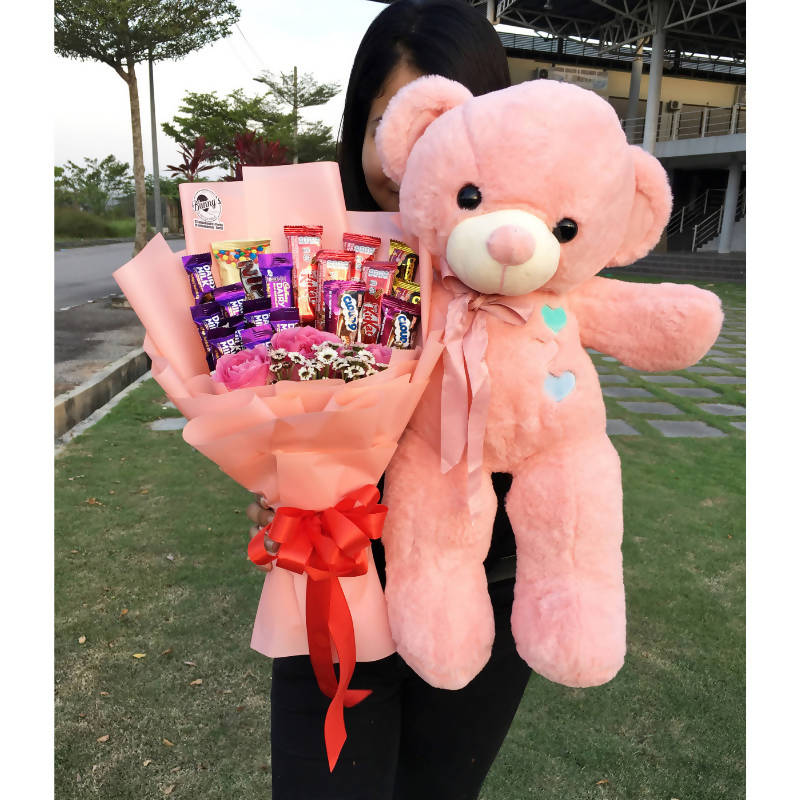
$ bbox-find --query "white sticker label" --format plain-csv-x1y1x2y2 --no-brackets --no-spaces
192,189,224,230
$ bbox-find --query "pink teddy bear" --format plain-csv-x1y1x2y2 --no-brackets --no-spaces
375,77,723,690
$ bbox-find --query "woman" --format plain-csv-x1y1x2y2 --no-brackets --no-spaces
248,3,530,797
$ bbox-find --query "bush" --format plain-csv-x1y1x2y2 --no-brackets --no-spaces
106,218,137,238
54,207,116,239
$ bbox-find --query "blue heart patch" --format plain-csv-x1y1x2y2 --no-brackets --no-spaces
542,305,567,333
544,371,576,402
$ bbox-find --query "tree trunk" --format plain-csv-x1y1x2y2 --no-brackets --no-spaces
125,59,148,254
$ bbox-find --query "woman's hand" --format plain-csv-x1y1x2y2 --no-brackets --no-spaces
246,495,278,573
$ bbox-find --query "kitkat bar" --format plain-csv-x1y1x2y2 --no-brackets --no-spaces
285,225,323,324
343,233,381,282
314,250,356,326
359,262,397,344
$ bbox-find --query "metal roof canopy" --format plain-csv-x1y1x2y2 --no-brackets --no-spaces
370,1,745,72
485,1,745,62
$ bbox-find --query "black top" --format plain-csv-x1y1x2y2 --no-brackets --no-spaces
372,472,516,589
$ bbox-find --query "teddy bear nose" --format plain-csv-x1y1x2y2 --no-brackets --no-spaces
486,225,536,265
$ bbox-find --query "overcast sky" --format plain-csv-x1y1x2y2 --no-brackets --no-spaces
53,0,531,178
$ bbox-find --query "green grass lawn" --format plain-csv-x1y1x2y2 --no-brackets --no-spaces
55,286,744,798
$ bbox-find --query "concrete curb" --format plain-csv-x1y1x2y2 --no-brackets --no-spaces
54,348,151,438
55,370,153,457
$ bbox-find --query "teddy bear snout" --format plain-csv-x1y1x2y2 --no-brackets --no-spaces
486,225,536,266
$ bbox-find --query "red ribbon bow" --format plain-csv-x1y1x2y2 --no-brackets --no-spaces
248,485,387,771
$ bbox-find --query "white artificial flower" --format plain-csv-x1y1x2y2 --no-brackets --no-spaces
287,351,306,365
298,365,317,381
315,346,338,365
270,347,287,360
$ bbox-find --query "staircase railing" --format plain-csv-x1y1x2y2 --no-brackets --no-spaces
666,188,725,238
691,187,746,252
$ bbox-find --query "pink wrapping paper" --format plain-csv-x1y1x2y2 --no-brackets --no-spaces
113,162,444,661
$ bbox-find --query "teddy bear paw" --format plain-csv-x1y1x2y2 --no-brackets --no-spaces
386,566,495,690
511,579,626,688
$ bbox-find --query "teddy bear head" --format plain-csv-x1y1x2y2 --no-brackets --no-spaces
376,76,672,295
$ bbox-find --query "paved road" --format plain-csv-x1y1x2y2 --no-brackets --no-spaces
54,239,185,396
55,239,185,309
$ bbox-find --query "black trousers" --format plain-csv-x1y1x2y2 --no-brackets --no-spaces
269,577,531,800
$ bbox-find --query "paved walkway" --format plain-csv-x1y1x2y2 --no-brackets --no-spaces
595,300,745,437
147,303,745,439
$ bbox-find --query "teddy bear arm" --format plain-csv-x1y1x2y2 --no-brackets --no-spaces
570,276,723,371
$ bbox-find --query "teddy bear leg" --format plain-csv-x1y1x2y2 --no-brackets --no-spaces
505,433,626,688
381,428,497,690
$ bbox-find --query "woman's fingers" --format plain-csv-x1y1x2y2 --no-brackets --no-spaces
245,502,262,525
249,525,280,554
246,502,275,528
247,495,277,573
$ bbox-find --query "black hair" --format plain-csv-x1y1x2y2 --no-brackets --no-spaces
338,0,511,210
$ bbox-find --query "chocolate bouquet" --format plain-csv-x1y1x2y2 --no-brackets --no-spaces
113,163,442,770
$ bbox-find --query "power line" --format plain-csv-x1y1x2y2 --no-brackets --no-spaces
236,22,270,75
225,35,259,81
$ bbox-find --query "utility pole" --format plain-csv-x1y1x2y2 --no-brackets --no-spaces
292,65,299,164
148,55,163,234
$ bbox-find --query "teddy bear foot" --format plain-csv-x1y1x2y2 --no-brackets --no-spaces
386,564,495,690
511,578,626,688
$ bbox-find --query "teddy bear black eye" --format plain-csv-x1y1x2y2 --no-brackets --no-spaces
552,218,578,243
456,184,482,210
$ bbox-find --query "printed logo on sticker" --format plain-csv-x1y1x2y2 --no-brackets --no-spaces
341,294,359,332
192,189,224,230
394,313,411,346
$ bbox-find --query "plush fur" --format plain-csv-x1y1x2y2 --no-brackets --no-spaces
375,78,723,690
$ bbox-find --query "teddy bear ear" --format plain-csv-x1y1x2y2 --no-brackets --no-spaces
607,146,673,267
376,75,473,185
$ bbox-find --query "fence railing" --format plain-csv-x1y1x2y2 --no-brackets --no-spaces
623,104,746,146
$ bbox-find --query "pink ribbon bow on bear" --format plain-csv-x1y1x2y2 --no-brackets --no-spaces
439,272,538,520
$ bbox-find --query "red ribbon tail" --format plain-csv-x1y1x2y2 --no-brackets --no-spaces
307,576,373,771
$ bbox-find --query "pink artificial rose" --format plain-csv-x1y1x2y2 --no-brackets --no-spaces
271,325,341,359
213,344,271,389
366,344,392,365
